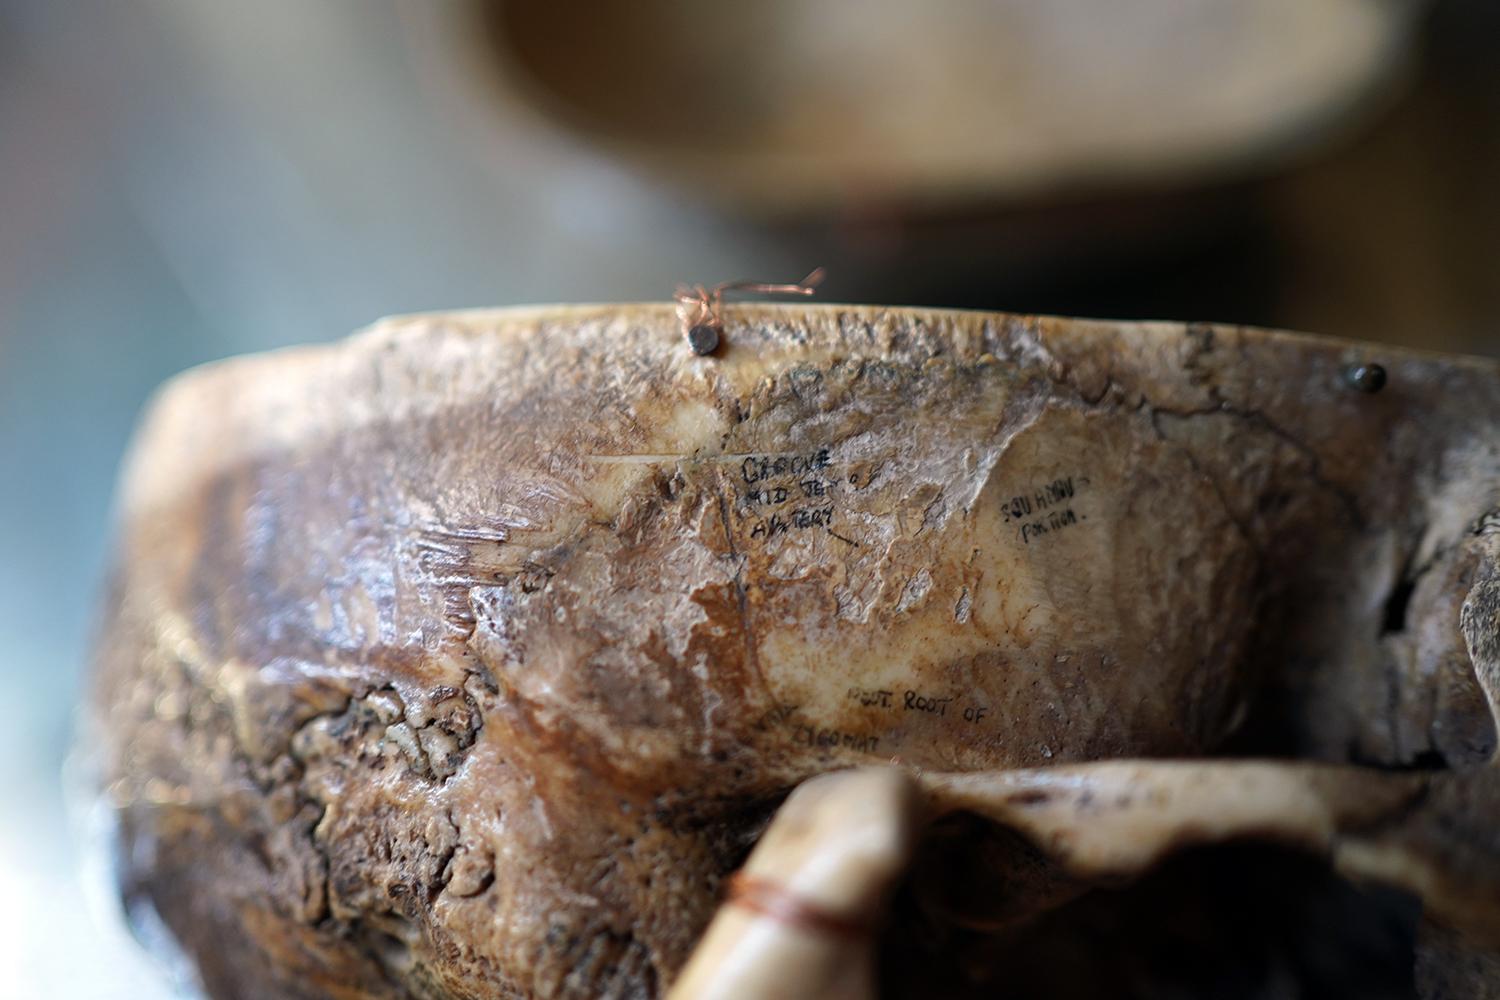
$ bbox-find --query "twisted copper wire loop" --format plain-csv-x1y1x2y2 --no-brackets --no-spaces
723,870,871,939
675,268,826,336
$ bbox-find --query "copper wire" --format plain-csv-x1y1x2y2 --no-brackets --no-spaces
675,268,825,345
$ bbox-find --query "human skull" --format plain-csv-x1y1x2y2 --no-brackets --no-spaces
90,305,1500,997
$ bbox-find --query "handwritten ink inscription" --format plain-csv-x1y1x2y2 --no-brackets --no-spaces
744,480,833,508
845,686,990,727
743,484,791,506
794,724,879,754
741,449,831,484
739,448,847,544
847,686,894,708
1000,475,1090,545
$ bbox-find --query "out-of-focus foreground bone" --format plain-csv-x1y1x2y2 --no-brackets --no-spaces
468,0,1422,211
669,767,921,1000
89,304,1500,997
675,760,1500,998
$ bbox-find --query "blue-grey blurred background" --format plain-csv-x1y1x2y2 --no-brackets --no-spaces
1,1,1498,995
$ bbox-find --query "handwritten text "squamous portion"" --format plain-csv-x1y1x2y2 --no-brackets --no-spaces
999,475,1089,545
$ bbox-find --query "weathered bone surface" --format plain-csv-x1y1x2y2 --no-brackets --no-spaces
90,304,1500,997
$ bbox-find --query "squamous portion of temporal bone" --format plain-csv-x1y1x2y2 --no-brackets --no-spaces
91,304,1500,997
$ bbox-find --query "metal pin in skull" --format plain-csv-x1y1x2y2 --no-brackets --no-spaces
675,268,825,356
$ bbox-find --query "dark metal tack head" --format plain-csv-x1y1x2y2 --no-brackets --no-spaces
687,323,721,356
1344,363,1387,394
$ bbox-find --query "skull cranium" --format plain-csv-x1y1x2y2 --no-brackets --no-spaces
90,305,1500,997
